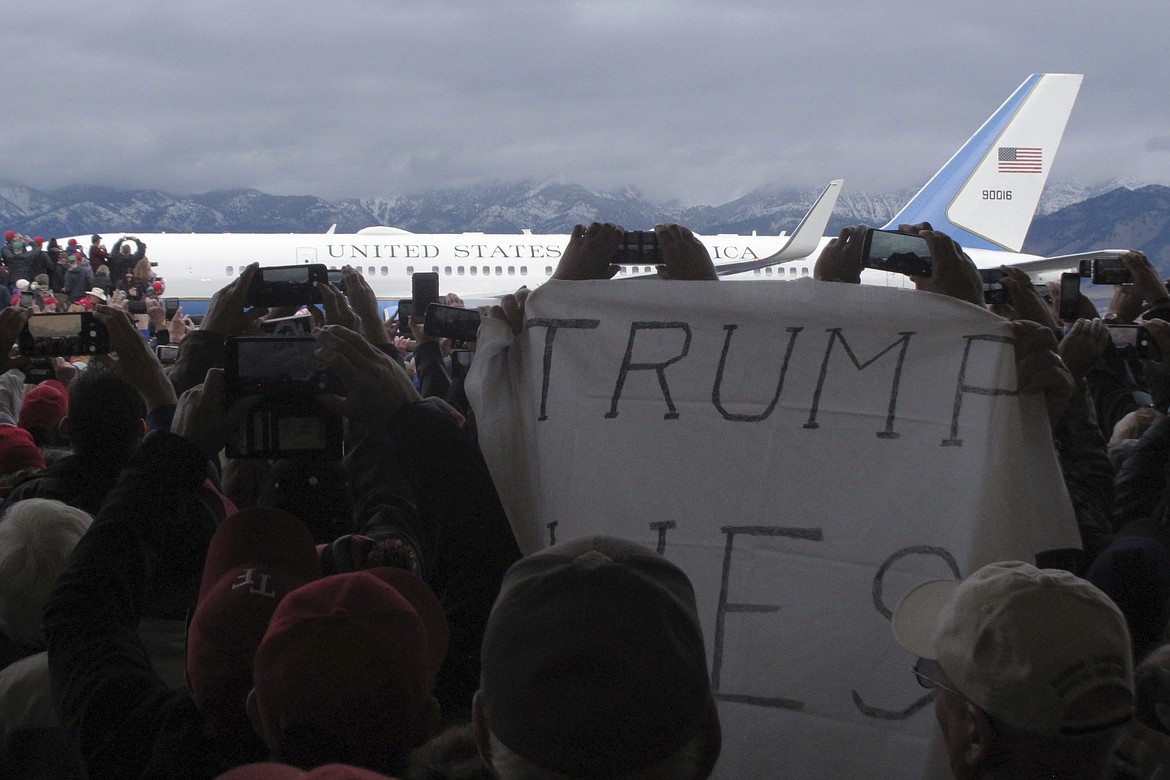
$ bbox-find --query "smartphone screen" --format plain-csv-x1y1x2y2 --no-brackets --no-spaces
19,313,109,357
613,231,661,264
861,229,932,277
226,336,342,398
1059,273,1081,321
396,300,414,335
412,272,440,322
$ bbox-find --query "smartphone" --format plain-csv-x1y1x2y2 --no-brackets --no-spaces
424,304,482,342
979,269,1008,305
164,298,180,320
327,268,347,294
861,229,932,277
396,299,414,336
127,300,147,314
19,312,110,357
246,264,329,307
412,272,440,322
451,349,473,377
1106,324,1161,360
613,230,662,265
1092,256,1131,285
1059,273,1081,321
155,343,180,365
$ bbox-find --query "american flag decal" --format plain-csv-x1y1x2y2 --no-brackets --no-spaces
998,146,1042,173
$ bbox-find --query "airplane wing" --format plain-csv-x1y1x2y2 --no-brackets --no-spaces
978,249,1129,280
714,179,843,277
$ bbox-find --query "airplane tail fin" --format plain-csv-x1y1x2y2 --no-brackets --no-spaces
883,73,1082,252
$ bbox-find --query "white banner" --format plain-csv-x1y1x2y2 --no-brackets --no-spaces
466,279,1080,779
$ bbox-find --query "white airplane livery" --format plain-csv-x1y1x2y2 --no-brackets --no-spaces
70,73,1122,316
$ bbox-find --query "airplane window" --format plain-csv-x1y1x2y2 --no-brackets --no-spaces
766,268,773,276
444,266,452,275
406,266,415,276
801,267,809,276
495,266,503,275
508,266,515,276
545,266,552,276
227,266,234,276
520,266,527,275
457,267,465,276
368,267,375,276
470,267,478,276
483,267,490,276
381,267,388,275
431,266,439,274
789,267,796,276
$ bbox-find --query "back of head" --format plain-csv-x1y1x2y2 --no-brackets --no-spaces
251,568,449,770
66,363,145,455
187,508,322,738
19,379,69,447
0,424,46,478
0,498,92,647
479,536,717,779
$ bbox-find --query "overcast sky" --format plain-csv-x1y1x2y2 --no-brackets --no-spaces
4,1,1168,206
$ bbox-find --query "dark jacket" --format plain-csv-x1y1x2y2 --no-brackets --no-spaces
2,450,131,517
63,263,94,303
109,238,146,281
347,398,520,722
43,432,257,780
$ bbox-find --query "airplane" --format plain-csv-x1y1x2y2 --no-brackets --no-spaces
67,72,1122,317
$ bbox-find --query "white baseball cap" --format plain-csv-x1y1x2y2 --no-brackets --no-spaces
892,561,1133,736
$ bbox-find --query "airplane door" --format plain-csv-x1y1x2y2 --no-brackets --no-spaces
296,248,317,264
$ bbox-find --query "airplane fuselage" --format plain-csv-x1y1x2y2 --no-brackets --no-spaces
67,228,1060,318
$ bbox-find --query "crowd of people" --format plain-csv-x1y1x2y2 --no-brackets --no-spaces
1,232,165,313
0,219,1167,779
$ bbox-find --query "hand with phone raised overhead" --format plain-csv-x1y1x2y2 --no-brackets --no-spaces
316,277,359,332
551,222,622,281
1119,250,1170,308
92,305,177,413
313,324,422,422
201,262,267,337
655,223,717,281
899,223,984,306
993,266,1061,335
1057,318,1108,383
338,265,392,348
1012,319,1075,426
813,225,866,284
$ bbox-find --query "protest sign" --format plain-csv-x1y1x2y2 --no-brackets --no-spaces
467,279,1080,779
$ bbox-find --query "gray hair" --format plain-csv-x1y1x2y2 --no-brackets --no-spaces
0,499,92,646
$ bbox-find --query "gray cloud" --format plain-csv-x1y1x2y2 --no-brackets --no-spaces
4,0,1168,205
